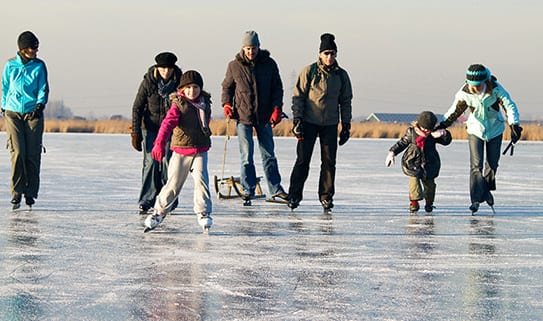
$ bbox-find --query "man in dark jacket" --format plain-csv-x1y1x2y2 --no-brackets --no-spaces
131,52,182,213
221,30,287,205
287,33,353,211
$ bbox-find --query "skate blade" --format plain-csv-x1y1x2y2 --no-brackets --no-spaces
489,205,496,214
143,226,155,233
266,198,288,204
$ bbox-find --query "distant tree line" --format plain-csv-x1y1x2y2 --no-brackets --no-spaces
45,100,74,119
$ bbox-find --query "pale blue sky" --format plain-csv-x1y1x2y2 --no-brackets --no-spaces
2,0,542,119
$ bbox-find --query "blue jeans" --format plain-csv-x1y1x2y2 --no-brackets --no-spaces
139,129,171,206
468,134,502,203
236,122,284,196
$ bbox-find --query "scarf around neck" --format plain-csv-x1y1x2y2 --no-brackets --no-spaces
414,126,430,149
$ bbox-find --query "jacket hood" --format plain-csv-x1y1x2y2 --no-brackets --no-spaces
235,49,271,65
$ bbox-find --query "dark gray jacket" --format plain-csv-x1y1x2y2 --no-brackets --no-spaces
221,49,283,126
389,127,452,179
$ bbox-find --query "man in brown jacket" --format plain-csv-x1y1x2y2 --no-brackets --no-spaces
221,30,287,205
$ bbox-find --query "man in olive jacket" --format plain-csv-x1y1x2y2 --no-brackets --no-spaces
221,30,287,204
288,33,353,211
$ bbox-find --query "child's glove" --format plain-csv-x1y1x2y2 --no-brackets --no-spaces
431,129,447,138
385,151,395,167
151,143,165,162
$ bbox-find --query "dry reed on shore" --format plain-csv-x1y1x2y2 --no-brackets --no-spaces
0,118,541,141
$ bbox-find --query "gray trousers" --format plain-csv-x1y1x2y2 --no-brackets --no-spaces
154,152,212,214
4,110,44,198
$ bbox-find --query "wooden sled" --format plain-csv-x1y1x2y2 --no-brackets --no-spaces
213,175,266,200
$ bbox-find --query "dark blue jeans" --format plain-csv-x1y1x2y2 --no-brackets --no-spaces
236,122,284,196
139,129,171,206
468,134,502,203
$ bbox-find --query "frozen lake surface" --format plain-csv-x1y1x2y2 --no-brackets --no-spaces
0,133,542,320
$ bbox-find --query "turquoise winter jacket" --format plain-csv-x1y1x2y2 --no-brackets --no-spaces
2,53,49,113
442,78,519,141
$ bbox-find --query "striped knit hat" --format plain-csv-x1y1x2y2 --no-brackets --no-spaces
466,64,490,86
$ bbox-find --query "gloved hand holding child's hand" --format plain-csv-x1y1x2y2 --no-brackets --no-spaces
385,151,395,167
431,129,447,138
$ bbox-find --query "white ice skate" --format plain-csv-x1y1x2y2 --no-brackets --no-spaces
197,212,213,233
143,211,165,232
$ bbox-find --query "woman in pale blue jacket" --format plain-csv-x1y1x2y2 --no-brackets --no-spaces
437,64,521,214
1,31,49,209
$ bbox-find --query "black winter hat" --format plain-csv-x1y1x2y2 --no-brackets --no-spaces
319,33,337,53
179,70,203,89
18,31,39,50
154,52,177,68
417,111,437,130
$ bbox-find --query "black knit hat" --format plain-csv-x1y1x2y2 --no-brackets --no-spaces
154,52,177,68
179,70,203,89
319,33,337,53
466,64,490,86
18,31,39,50
417,111,437,130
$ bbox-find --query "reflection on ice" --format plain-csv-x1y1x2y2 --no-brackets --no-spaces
0,134,541,320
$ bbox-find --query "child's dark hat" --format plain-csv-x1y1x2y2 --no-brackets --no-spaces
179,70,203,89
417,111,437,130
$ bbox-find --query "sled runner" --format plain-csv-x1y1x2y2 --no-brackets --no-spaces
214,175,266,199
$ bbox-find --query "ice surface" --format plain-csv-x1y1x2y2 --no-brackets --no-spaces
0,133,542,320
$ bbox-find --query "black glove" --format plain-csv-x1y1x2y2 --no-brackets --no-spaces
26,103,44,121
339,122,350,146
510,124,523,144
131,131,143,152
292,118,304,140
434,121,448,130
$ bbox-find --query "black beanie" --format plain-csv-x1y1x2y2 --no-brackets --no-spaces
417,111,437,130
155,52,177,68
18,31,39,50
179,70,203,89
319,33,337,53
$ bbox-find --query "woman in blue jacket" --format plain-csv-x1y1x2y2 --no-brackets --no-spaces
1,31,49,209
437,64,521,214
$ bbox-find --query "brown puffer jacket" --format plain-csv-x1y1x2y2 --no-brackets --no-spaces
221,49,283,126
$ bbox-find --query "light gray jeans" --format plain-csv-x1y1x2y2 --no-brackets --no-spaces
154,152,212,214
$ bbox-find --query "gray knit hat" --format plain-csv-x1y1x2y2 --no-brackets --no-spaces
241,30,260,47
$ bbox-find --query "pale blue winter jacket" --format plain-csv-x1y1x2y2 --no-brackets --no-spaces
442,78,519,141
2,53,49,113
